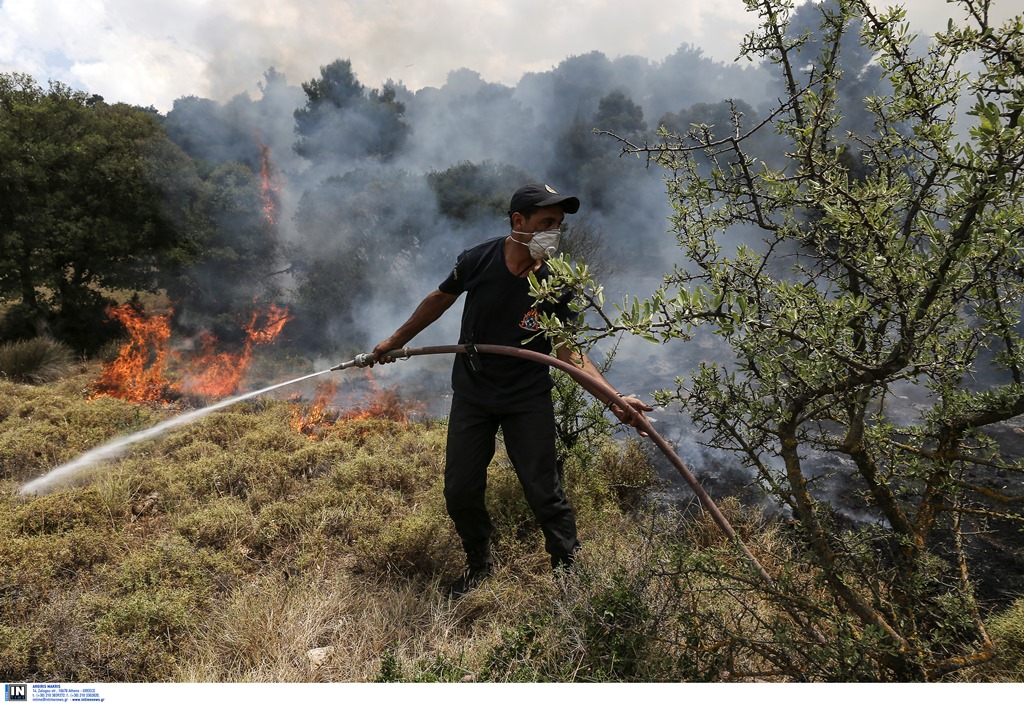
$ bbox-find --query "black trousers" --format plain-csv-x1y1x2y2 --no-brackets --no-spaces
444,392,580,568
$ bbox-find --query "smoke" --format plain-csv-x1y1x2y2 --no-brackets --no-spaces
144,17,811,477
146,3,984,513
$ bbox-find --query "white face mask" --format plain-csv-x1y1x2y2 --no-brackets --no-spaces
512,229,561,260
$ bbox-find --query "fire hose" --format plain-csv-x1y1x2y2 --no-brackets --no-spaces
333,344,788,603
335,343,826,642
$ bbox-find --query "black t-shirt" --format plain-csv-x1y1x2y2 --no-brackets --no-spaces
438,236,575,408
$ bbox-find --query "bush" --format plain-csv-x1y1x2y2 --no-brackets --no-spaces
0,337,75,384
984,598,1024,681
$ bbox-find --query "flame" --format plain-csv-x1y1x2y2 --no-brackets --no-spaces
180,304,293,398
290,371,424,440
245,304,291,345
93,302,292,404
290,380,339,439
92,304,177,403
338,381,417,423
179,331,251,398
256,133,282,226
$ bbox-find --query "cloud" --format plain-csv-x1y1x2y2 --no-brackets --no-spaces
1,0,1018,112
0,0,756,111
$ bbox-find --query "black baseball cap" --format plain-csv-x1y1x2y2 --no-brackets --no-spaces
508,183,580,216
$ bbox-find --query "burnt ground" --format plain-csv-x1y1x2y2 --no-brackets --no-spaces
957,421,1024,610
645,415,1024,612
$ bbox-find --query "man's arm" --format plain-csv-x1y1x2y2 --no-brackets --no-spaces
554,343,653,436
371,289,458,364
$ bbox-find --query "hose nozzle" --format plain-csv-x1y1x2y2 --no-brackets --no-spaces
330,348,410,371
329,353,374,371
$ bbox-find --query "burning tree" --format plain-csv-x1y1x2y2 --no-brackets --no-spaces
536,0,1024,681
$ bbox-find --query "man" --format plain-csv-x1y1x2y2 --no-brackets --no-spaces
370,183,651,596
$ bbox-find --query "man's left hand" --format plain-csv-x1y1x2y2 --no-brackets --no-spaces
610,395,654,437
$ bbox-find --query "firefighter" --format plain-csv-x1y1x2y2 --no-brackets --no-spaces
370,183,651,596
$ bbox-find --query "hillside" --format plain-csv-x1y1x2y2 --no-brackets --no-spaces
2,361,1023,682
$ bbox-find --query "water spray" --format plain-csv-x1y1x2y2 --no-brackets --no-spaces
17,368,334,496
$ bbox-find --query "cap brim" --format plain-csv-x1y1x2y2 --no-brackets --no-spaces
535,195,580,214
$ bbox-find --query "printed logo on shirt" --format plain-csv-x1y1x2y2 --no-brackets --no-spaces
520,309,540,332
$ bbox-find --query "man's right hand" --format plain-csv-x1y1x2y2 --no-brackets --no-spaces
370,339,402,365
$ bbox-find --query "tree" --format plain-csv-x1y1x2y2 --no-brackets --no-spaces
552,90,654,211
162,161,284,342
535,0,1024,680
288,168,432,352
293,59,409,164
425,160,531,223
0,74,197,350
162,95,254,168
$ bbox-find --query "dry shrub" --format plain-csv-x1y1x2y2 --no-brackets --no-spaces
0,380,158,485
176,561,548,683
0,337,75,384
175,497,254,550
1,529,113,585
5,487,111,535
0,489,116,589
176,569,462,682
593,437,661,510
330,423,444,494
351,502,455,578
15,583,177,681
977,598,1024,681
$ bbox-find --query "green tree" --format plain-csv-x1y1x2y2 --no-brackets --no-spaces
536,0,1024,680
426,160,531,223
293,59,409,164
554,90,653,210
162,161,284,341
0,74,197,350
288,168,430,351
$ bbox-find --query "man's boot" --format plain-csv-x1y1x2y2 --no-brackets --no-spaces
445,542,493,599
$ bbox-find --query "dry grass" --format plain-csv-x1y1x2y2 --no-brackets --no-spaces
0,337,76,385
3,369,1023,682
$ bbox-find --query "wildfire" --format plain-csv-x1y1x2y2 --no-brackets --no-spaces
93,302,292,404
181,304,293,398
93,304,177,403
290,379,339,439
256,133,282,226
290,372,424,440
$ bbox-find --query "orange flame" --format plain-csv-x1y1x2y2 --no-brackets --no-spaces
290,371,425,440
93,304,177,403
291,380,339,439
245,304,291,345
93,302,292,403
180,304,293,398
256,133,282,226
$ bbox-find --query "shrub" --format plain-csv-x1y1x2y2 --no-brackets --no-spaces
4,488,111,535
175,497,254,550
352,503,454,578
984,598,1024,682
0,337,75,384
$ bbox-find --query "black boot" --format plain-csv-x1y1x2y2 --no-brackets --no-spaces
445,542,493,598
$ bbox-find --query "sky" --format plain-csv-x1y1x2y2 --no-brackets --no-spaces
1,0,1021,114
